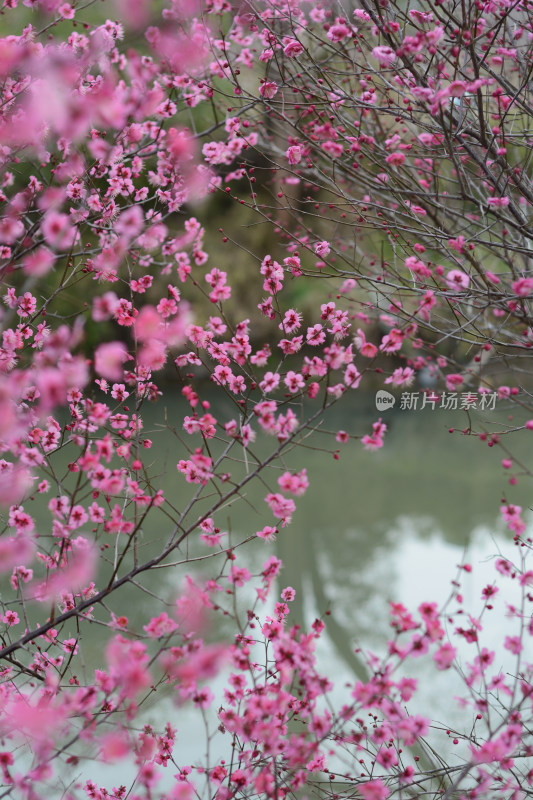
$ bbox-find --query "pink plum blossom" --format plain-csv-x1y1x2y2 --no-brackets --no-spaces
94,342,129,381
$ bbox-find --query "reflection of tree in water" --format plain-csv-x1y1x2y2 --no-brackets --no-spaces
277,525,370,682
37,395,528,679
274,398,531,684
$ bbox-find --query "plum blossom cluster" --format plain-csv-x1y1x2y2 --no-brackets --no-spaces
0,0,533,797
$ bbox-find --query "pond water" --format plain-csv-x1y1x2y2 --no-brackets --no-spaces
14,390,533,788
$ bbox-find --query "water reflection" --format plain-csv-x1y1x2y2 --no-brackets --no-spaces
140,393,531,773
104,394,528,700
24,391,531,787
271,399,529,658
29,393,532,664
